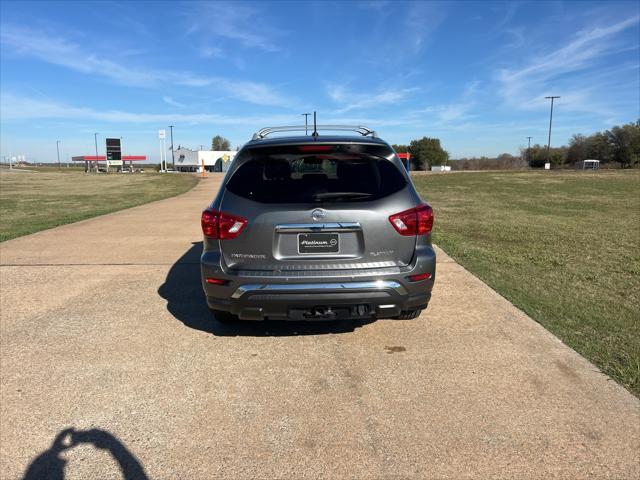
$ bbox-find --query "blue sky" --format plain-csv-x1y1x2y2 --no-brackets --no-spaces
1,0,638,163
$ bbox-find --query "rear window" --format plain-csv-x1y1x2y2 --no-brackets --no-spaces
225,151,407,203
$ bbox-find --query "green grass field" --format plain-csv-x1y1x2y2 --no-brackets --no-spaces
0,169,199,242
413,170,640,395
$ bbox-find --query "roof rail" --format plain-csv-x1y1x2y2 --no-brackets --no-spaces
251,125,378,141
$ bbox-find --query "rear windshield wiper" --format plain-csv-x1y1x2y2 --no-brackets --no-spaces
312,192,373,201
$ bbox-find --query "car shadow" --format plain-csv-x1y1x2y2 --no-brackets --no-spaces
22,427,148,480
158,242,375,336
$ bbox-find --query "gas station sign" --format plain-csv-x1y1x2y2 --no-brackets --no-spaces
106,138,122,167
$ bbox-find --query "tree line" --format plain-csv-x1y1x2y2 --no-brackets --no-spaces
392,137,449,170
450,153,528,171
394,138,533,170
524,120,639,168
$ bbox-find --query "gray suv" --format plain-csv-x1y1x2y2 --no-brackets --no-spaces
200,125,435,322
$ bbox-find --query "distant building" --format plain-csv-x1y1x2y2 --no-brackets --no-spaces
173,148,236,172
430,165,451,172
576,159,600,170
397,152,411,171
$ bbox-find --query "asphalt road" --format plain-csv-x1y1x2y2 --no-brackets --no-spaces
1,175,638,479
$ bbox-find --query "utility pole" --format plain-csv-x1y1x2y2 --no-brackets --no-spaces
94,132,99,173
545,96,560,163
301,113,311,135
56,140,61,169
121,136,128,172
169,125,175,168
526,136,532,164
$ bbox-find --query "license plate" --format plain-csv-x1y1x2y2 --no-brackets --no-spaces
298,233,339,254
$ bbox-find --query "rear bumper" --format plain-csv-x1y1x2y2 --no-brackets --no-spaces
201,246,435,320
211,281,429,320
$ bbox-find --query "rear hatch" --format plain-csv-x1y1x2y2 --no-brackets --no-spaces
218,143,418,276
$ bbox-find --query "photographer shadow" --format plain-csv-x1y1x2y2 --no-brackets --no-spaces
23,428,148,480
158,242,374,337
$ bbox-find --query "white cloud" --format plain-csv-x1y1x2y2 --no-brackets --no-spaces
327,84,419,113
209,78,292,107
0,92,291,125
497,16,640,113
403,2,448,53
0,25,158,87
0,25,293,107
433,103,475,123
185,2,283,53
162,96,185,108
199,45,224,58
410,102,477,126
355,1,447,66
417,80,480,124
497,2,524,28
0,92,418,132
329,78,480,126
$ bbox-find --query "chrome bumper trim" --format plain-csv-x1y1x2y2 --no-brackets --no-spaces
231,280,407,299
274,222,361,233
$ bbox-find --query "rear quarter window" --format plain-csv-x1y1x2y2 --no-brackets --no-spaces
225,151,406,204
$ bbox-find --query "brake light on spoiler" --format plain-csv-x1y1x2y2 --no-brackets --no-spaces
389,203,434,235
201,209,247,239
297,145,334,153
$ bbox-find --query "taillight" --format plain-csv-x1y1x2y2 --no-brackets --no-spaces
389,203,434,235
201,209,218,237
201,208,247,239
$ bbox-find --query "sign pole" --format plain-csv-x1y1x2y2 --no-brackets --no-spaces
158,129,167,172
163,137,167,171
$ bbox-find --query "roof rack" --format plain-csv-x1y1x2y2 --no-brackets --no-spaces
251,125,378,141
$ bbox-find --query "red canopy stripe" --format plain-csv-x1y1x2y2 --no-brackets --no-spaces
72,155,147,161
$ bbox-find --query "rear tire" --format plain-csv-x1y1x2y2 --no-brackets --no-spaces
393,308,423,320
210,309,238,323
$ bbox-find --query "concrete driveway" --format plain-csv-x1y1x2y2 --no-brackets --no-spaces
1,175,638,479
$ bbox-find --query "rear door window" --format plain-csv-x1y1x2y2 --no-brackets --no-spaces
226,149,406,204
